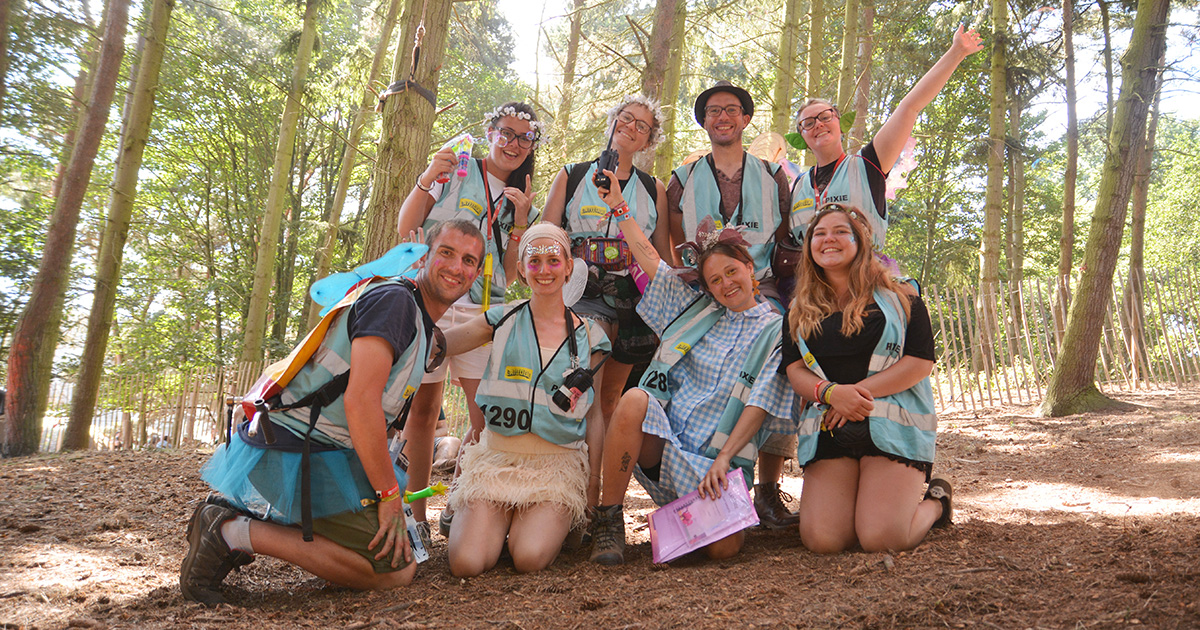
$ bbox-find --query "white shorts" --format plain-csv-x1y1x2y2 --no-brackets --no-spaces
422,297,490,385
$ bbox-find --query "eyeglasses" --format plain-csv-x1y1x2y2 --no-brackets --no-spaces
704,105,744,120
799,108,839,131
490,127,535,149
616,110,652,135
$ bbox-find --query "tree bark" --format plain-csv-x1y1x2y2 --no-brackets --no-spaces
62,0,173,451
306,0,405,332
1122,53,1162,383
634,0,679,173
554,0,586,164
239,0,321,364
0,0,11,111
651,0,687,182
848,0,873,153
1054,0,1078,344
1099,0,1114,134
803,0,824,166
361,0,454,262
835,0,859,112
977,0,1007,374
1007,89,1025,347
2,0,130,457
1040,0,1170,417
771,0,803,134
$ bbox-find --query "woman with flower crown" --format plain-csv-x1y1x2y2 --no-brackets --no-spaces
541,95,671,509
583,170,797,565
396,102,544,540
781,202,949,554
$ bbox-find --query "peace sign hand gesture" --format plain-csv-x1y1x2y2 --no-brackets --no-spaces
504,174,535,226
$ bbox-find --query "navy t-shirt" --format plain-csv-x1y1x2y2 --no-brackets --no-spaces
345,284,430,364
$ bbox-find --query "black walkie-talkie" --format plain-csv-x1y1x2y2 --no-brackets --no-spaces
592,121,619,190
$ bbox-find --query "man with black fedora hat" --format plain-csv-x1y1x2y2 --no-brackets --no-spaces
665,80,800,531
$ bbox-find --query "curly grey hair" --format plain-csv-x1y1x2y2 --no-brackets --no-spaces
605,94,665,154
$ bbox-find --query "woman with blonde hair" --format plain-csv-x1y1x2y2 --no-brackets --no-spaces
442,223,610,576
781,203,950,553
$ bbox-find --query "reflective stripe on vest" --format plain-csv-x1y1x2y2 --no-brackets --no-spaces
564,162,657,244
794,288,936,463
276,281,427,448
674,154,780,280
475,301,609,446
424,158,510,304
789,153,886,250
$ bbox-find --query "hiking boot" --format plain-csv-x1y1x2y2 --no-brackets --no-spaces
589,504,626,565
438,507,454,538
753,482,800,529
563,508,594,552
180,503,252,606
925,478,953,529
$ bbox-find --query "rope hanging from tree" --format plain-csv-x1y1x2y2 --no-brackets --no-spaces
376,0,436,110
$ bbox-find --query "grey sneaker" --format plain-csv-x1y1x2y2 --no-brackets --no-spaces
753,482,800,529
414,520,432,552
925,477,953,528
438,507,454,538
180,503,252,606
589,504,626,565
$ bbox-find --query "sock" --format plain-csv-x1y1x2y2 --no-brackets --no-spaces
220,516,255,554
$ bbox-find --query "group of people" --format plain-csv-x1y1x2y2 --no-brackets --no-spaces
179,26,983,605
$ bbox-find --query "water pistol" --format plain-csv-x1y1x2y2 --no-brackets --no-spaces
481,253,494,310
436,133,474,184
404,481,449,504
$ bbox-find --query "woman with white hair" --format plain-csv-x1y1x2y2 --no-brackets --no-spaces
542,95,671,506
441,223,610,577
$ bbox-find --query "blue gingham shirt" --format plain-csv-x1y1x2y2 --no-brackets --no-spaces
637,261,796,454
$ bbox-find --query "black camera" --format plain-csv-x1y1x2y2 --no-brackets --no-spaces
553,366,595,412
592,148,618,190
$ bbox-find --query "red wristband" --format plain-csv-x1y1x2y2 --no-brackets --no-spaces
376,484,401,503
813,380,827,403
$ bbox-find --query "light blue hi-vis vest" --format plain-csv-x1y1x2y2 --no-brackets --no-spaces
424,158,530,304
793,289,937,463
475,301,611,447
638,294,784,473
674,154,781,280
273,280,428,449
789,152,887,250
564,162,657,252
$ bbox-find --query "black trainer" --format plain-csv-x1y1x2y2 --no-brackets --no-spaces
925,477,953,529
753,482,800,529
180,503,253,606
589,504,626,565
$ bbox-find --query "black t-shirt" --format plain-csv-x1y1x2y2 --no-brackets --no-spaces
810,140,889,220
345,283,430,365
780,293,935,384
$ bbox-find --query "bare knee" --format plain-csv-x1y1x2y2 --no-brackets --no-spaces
511,548,557,574
801,524,855,554
361,562,416,590
702,532,744,560
612,390,649,428
448,549,492,578
856,523,913,553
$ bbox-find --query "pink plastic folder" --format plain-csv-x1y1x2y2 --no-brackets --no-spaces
648,469,760,563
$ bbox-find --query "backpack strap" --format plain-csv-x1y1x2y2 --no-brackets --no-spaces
633,167,659,205
563,161,594,227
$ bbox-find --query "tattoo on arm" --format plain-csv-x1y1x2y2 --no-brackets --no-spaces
619,452,632,473
636,241,656,258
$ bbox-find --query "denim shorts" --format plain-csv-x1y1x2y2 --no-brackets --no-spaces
807,420,932,481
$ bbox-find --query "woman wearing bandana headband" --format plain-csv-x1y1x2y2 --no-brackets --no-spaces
780,203,949,554
585,178,798,565
395,102,543,531
441,223,610,576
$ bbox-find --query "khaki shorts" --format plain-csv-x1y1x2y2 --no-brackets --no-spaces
422,297,490,385
312,504,411,574
760,432,798,459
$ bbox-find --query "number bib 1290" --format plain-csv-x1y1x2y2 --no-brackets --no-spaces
481,404,532,432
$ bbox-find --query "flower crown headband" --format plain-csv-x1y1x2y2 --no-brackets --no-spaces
486,105,547,142
673,216,751,284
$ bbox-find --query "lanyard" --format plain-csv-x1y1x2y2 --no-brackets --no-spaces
479,159,505,243
810,152,848,207
706,152,746,228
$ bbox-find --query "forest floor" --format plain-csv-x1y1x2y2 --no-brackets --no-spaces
2,387,1199,630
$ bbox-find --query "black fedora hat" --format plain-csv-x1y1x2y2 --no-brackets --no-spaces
694,80,754,126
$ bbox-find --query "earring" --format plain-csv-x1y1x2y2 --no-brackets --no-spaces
752,277,761,296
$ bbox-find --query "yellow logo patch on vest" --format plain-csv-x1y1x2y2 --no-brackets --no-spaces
460,198,484,216
402,385,415,399
803,351,816,367
674,341,691,354
504,366,533,381
792,198,814,213
581,205,607,218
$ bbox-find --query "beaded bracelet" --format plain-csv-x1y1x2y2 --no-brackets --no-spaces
813,380,828,403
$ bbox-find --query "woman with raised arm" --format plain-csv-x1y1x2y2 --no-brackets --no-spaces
584,169,797,565
395,103,542,536
542,95,670,507
441,223,610,577
787,26,984,249
782,203,950,554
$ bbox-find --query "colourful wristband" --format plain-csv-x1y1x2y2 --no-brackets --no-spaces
376,484,401,503
610,202,630,220
813,380,828,403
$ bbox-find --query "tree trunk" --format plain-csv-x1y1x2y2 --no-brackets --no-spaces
803,0,824,165
1007,89,1025,348
306,0,404,331
835,0,859,112
0,0,11,110
2,0,129,457
1122,54,1162,383
848,0,873,153
1040,0,1170,417
976,0,1007,374
62,0,173,452
771,0,803,134
1099,0,1114,134
239,0,320,364
634,0,679,173
553,0,586,165
651,0,687,182
1054,0,1078,344
361,0,454,262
